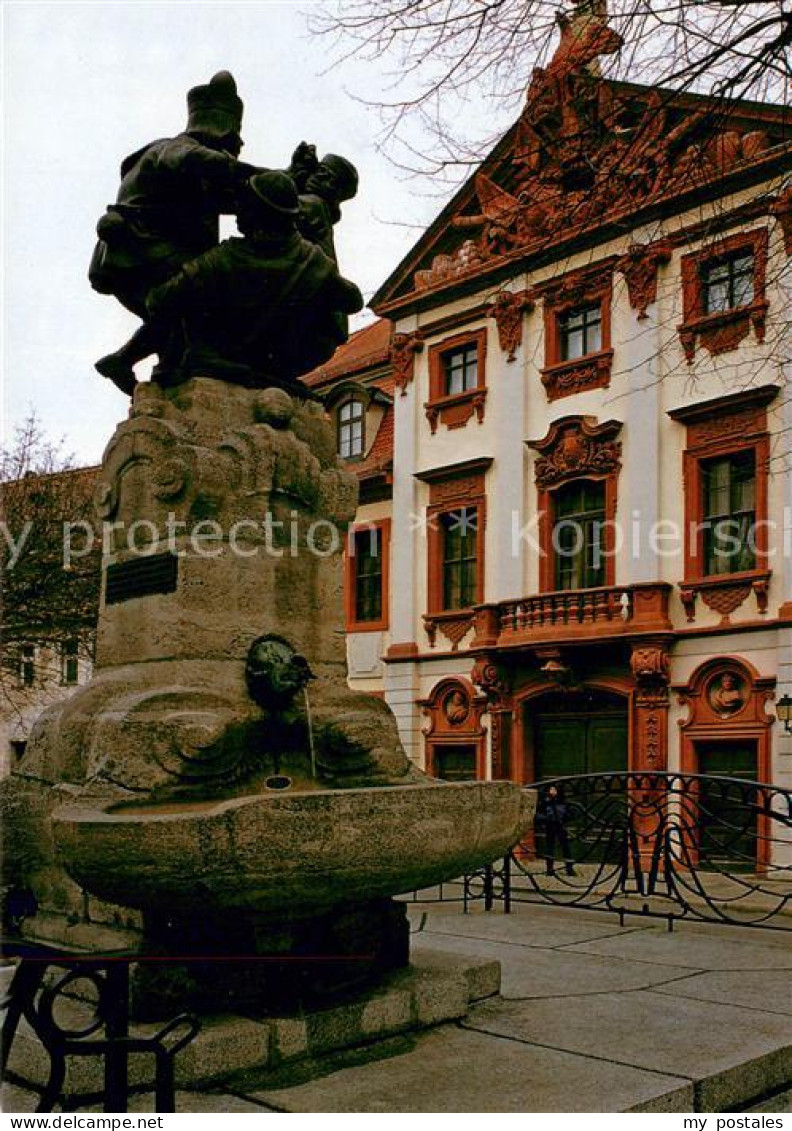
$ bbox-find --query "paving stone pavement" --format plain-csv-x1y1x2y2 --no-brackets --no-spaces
3,903,792,1114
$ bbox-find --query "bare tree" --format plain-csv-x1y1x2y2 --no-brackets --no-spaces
312,1,792,177
0,414,100,707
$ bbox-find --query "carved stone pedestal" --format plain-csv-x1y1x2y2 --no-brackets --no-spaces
4,378,532,1017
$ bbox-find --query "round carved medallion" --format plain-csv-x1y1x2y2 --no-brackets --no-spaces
708,671,746,718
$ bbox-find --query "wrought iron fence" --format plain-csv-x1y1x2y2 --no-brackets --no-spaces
404,867,508,912
408,773,792,931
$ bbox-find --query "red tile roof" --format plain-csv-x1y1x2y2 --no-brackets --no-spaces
302,318,392,388
355,403,394,479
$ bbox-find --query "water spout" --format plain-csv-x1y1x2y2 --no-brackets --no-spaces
304,685,317,779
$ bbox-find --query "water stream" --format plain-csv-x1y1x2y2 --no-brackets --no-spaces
303,685,317,779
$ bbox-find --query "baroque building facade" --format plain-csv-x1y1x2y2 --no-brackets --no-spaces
308,4,792,835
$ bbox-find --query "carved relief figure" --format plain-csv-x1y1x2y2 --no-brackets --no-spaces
444,688,470,726
390,332,424,394
529,417,622,489
411,5,773,294
710,672,745,716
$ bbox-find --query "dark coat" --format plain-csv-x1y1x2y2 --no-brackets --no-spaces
88,132,240,310
538,795,571,827
147,229,363,383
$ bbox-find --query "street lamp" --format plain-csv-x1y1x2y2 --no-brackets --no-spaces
777,693,792,734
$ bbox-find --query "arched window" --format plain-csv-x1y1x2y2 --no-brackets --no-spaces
337,399,365,459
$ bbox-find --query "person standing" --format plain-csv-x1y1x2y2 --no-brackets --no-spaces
538,785,578,876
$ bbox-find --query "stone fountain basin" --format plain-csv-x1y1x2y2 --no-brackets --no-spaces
53,781,534,920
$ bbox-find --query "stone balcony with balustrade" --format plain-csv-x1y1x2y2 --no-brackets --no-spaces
471,582,673,650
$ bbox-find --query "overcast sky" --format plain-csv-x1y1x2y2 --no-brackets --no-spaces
3,1,496,465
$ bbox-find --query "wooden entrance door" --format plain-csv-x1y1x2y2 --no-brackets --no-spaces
531,695,629,864
533,704,628,781
696,741,758,869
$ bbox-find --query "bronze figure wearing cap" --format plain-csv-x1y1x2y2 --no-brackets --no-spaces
144,170,363,389
89,71,250,394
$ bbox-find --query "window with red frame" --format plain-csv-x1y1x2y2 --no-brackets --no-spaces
701,252,754,315
678,229,768,364
669,387,775,623
345,521,390,631
552,480,607,590
353,527,383,622
425,329,488,433
701,451,756,576
442,344,479,395
559,304,602,361
441,507,479,610
539,265,614,401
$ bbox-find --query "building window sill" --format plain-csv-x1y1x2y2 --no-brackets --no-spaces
347,619,388,634
540,349,613,402
424,388,487,434
679,570,771,624
678,301,768,364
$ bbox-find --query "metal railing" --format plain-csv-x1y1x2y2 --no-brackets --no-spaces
1,937,199,1112
408,773,792,931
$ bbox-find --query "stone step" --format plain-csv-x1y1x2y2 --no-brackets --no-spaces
4,950,499,1102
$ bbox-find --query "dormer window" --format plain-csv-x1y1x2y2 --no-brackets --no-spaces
338,399,365,459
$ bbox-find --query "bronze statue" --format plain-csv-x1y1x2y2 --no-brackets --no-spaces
90,74,362,395
89,71,250,394
145,171,363,387
246,635,315,711
296,152,359,261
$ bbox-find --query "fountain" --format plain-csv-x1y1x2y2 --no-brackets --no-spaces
2,72,533,1056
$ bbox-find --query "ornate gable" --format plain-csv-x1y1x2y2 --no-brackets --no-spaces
526,415,622,489
373,2,789,313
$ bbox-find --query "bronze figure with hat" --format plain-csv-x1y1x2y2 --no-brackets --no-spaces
88,71,252,394
90,72,363,396
144,167,363,389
